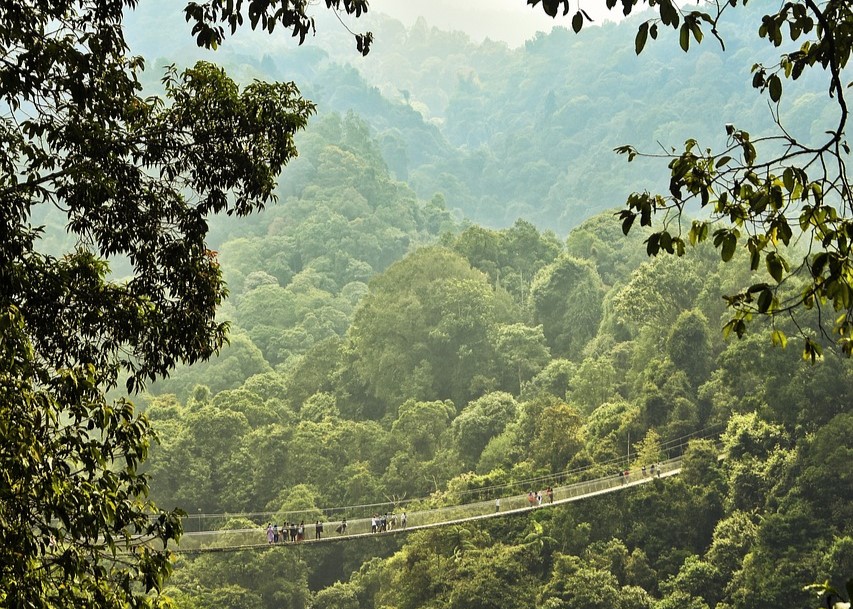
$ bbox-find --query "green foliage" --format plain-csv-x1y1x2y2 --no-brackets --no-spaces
451,220,562,306
542,563,621,609
0,0,362,603
631,429,664,469
391,399,456,459
348,247,513,411
531,255,605,358
523,358,575,401
172,550,310,609
789,411,853,526
531,399,585,471
564,212,652,287
447,543,541,609
569,355,619,414
452,392,519,468
666,310,714,387
0,307,182,608
609,257,704,341
185,0,371,54
493,323,551,393
547,0,853,356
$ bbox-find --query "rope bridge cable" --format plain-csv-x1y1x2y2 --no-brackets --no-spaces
175,424,726,531
171,454,692,554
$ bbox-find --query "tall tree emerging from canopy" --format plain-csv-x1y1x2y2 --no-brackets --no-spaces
529,0,853,359
0,1,367,607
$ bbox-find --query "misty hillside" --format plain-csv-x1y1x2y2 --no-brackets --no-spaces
125,2,833,235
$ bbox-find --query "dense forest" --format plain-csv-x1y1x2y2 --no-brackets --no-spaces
144,126,853,606
4,2,851,609
127,42,852,607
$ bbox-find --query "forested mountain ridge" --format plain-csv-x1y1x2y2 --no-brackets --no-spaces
5,2,851,609
139,109,852,609
121,4,850,609
125,2,834,235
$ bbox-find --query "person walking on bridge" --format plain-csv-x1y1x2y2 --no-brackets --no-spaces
315,520,323,540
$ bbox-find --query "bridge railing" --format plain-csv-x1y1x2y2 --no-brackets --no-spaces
173,455,685,552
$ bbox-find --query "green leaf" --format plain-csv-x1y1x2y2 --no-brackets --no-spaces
783,167,794,192
811,252,829,277
757,288,773,312
621,212,636,235
803,337,823,362
771,329,787,348
572,11,583,33
635,22,649,54
721,232,737,262
750,248,761,271
646,232,660,256
689,20,703,44
542,0,560,17
768,74,782,102
679,23,690,51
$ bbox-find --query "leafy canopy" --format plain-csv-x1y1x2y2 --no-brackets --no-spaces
531,0,853,359
0,0,368,607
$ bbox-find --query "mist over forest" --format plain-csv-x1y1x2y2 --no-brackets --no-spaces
116,5,853,609
124,1,833,236
3,2,851,609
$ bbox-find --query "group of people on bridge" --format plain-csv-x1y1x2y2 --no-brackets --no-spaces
265,510,409,543
266,520,333,543
262,463,669,544
370,511,407,533
266,520,316,543
495,486,554,512
618,463,663,484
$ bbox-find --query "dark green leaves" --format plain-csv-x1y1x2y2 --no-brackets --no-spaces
680,23,690,51
713,228,740,262
572,11,584,33
0,1,344,605
658,0,680,27
768,74,782,102
533,0,571,18
185,0,372,55
0,306,182,609
645,230,686,256
765,252,787,283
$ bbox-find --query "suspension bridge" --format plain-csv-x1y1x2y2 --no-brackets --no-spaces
174,455,685,553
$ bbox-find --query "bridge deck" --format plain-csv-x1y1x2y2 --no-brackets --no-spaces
174,459,681,553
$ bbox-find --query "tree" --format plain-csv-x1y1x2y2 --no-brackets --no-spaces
530,254,605,358
0,307,182,608
631,428,664,468
347,247,512,411
666,310,714,388
185,0,372,55
451,392,519,467
492,323,551,393
530,0,853,358
391,399,456,459
531,400,585,471
1,1,369,607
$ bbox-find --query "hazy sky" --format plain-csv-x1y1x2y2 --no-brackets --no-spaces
367,0,621,47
